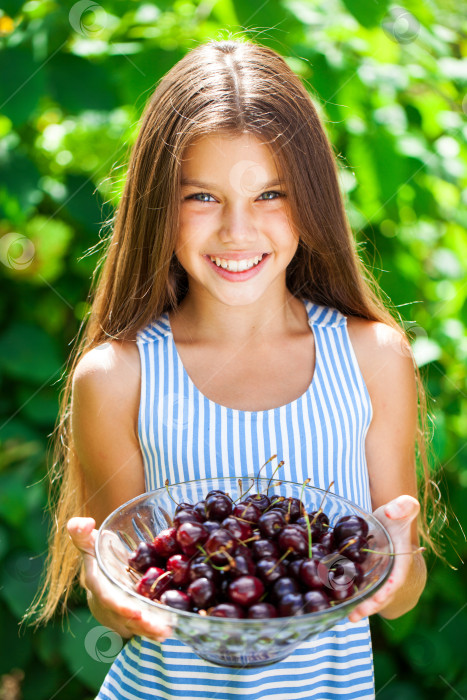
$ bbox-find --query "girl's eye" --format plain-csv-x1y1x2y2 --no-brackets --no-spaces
186,191,285,202
259,190,284,200
187,192,215,202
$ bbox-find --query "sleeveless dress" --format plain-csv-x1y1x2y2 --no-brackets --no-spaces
96,299,376,700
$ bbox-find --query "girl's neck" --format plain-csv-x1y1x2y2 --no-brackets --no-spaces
169,290,306,346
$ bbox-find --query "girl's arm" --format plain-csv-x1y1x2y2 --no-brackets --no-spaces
346,318,427,623
68,340,171,641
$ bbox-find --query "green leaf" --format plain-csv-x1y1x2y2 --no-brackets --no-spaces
340,0,390,28
0,323,62,383
0,151,42,220
0,47,46,125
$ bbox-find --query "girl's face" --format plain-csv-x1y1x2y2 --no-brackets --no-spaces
176,132,299,308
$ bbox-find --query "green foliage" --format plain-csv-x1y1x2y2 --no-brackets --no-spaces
0,0,465,697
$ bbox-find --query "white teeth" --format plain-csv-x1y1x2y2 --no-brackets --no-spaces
209,254,265,271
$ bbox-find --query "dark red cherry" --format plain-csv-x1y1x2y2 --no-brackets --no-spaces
203,520,221,534
233,501,262,524
187,577,216,608
209,603,245,618
244,493,271,512
255,557,287,584
193,501,207,521
230,550,256,578
221,516,253,541
308,510,330,532
205,493,233,521
174,502,193,515
188,556,218,583
330,581,354,601
173,509,203,527
319,531,335,550
333,515,369,544
160,589,192,611
271,577,299,602
295,517,323,542
128,542,164,573
228,575,265,606
204,528,236,565
303,589,330,612
278,592,304,616
311,543,329,561
165,553,191,585
278,525,308,556
248,602,278,619
338,535,369,563
288,557,306,580
137,567,172,599
251,538,279,561
153,527,180,557
258,510,286,538
299,558,322,589
176,521,209,556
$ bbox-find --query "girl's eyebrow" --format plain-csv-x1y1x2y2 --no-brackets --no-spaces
180,177,285,189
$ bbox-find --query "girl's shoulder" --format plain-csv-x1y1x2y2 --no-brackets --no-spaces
73,339,140,405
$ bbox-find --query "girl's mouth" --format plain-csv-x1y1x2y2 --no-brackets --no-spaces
204,253,270,281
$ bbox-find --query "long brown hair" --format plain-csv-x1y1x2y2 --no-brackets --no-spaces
25,37,438,626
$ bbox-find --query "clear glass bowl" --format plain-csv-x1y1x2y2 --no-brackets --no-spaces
95,476,394,667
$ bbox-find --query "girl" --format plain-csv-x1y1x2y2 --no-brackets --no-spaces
29,38,431,699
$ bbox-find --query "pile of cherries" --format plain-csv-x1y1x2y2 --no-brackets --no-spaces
127,487,371,619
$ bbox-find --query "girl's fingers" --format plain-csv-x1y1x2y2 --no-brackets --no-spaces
67,517,97,556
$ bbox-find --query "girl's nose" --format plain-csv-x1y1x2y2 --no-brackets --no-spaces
219,202,258,244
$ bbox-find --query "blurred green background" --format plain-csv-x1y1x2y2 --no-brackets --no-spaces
0,0,466,698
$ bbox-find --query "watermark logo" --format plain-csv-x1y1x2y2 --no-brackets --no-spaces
317,554,359,591
382,7,420,44
0,233,35,270
84,626,123,663
69,0,107,37
229,160,270,197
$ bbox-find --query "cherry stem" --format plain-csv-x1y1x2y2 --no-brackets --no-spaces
266,461,285,495
164,478,180,507
317,480,335,514
266,547,292,575
233,478,255,503
256,453,278,494
150,570,171,594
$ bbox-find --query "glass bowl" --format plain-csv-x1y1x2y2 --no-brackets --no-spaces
95,476,393,668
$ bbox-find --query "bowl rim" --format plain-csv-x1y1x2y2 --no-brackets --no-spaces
95,476,395,624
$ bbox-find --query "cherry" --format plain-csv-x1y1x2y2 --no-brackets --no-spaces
333,515,369,544
205,493,233,521
204,528,236,565
230,550,256,578
278,592,304,616
338,535,369,563
299,558,322,589
228,575,265,606
152,527,179,558
288,557,305,581
303,590,330,612
308,510,330,532
128,542,164,573
188,556,218,583
137,567,173,599
193,501,207,521
209,603,245,618
203,520,221,534
221,516,253,541
271,577,299,601
233,501,262,524
174,502,194,515
258,510,286,538
248,602,278,619
176,521,209,556
277,525,308,556
244,493,271,512
319,531,335,550
311,543,329,561
173,509,203,527
166,553,191,585
251,538,279,561
160,589,192,611
295,517,323,542
187,577,216,608
255,557,287,584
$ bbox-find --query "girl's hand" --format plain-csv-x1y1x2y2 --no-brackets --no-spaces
347,495,421,623
67,517,172,643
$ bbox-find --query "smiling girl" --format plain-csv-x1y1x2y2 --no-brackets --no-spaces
28,38,433,699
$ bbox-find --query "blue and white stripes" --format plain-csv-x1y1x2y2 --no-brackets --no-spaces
96,299,375,700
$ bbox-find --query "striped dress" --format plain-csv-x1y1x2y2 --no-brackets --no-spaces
96,299,376,700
